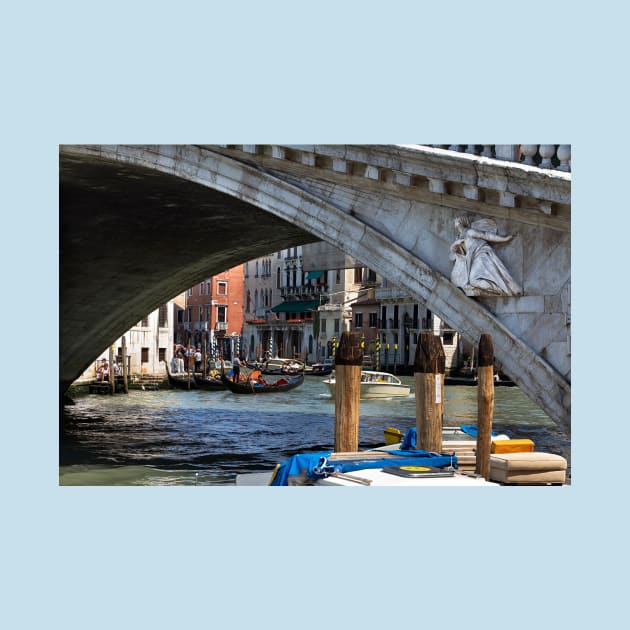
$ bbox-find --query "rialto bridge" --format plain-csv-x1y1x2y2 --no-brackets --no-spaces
60,144,571,434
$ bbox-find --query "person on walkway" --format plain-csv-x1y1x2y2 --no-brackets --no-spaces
96,358,109,382
194,348,202,372
175,348,185,373
171,354,180,373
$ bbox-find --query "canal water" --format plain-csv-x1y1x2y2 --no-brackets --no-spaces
60,376,570,485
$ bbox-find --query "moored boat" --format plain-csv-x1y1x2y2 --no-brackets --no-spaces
305,358,334,376
323,370,410,399
192,373,226,390
258,357,305,375
444,375,516,386
164,360,197,390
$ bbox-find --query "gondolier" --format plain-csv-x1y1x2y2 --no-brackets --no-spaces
232,356,241,383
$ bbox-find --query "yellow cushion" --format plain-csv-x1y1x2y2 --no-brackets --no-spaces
491,438,535,453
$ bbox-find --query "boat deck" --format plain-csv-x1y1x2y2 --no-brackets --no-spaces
315,469,498,486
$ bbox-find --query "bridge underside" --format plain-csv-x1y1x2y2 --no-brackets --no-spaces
60,154,315,393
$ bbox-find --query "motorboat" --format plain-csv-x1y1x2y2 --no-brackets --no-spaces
235,425,566,486
323,370,410,399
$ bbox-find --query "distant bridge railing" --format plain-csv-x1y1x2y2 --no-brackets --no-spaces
426,144,571,172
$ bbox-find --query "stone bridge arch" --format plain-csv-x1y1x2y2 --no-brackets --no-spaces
60,145,570,434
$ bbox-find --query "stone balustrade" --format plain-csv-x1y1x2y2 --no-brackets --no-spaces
210,144,570,219
429,144,571,172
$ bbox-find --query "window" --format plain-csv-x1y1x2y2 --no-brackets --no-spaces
277,268,281,289
354,268,363,284
217,306,227,323
336,269,341,285
207,281,212,295
381,305,387,326
199,306,203,321
141,316,149,327
393,305,399,328
355,312,363,328
141,347,149,363
177,309,184,323
217,281,227,295
187,307,192,322
158,348,166,362
321,318,327,333
443,332,454,345
158,304,168,327
369,312,378,328
334,318,340,333
199,282,204,295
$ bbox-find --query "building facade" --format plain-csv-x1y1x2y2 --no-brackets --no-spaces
174,264,245,359
352,278,465,374
243,246,330,363
75,300,176,383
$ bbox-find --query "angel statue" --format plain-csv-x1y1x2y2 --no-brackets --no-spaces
449,216,522,296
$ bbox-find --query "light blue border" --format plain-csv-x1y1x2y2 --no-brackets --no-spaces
4,1,621,627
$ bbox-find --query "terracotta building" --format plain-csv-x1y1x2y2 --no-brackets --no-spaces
174,264,245,359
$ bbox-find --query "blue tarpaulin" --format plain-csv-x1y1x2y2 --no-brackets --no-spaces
459,425,498,438
270,449,458,486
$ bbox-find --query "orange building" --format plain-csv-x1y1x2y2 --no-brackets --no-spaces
174,264,245,359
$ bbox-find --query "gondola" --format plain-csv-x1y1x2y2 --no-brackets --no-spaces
305,364,333,376
164,360,198,390
193,373,227,391
220,372,304,394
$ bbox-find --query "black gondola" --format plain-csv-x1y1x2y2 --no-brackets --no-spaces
220,372,304,394
305,365,333,376
193,373,227,390
164,360,198,390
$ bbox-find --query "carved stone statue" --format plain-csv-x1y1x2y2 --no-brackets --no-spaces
449,216,522,296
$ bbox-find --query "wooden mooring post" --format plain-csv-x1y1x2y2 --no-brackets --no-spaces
122,335,129,393
414,332,445,453
475,334,495,480
108,345,115,395
202,331,207,378
333,330,363,453
186,335,192,390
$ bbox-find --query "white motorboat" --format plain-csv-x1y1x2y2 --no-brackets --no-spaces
323,370,411,399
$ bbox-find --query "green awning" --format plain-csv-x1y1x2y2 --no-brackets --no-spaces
305,271,323,280
271,300,320,313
